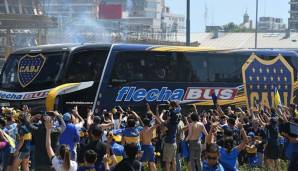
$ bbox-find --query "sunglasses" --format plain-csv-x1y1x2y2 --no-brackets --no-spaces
207,155,217,160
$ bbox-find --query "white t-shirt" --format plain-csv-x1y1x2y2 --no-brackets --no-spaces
51,156,77,171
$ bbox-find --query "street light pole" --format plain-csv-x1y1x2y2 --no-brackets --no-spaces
255,0,259,49
186,0,190,46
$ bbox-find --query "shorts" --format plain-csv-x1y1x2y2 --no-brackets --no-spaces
189,140,201,161
247,155,258,167
141,144,155,162
162,143,177,162
18,152,30,160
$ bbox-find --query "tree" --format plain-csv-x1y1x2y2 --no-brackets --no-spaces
223,22,239,32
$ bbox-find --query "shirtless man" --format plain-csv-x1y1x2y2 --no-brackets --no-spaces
140,116,159,171
186,113,208,171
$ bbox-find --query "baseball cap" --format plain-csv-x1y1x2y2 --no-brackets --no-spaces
248,132,255,137
63,112,71,122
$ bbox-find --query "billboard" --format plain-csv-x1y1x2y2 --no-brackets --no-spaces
98,4,122,19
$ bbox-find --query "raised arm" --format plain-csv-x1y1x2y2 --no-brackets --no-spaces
86,111,93,129
236,122,248,152
131,111,144,127
216,104,225,116
72,106,85,126
277,107,289,123
191,104,199,115
146,103,152,113
99,122,114,130
201,122,208,136
206,122,218,144
118,112,124,129
52,111,66,133
155,105,160,117
44,116,55,159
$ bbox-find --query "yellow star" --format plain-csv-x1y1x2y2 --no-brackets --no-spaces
259,68,263,73
249,76,253,81
256,76,260,81
266,68,270,73
257,85,260,89
284,77,287,81
273,68,276,73
270,77,274,81
252,68,256,73
263,77,267,81
280,69,283,73
277,77,281,81
250,85,253,89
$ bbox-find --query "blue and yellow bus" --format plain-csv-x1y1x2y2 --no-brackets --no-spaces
0,43,297,114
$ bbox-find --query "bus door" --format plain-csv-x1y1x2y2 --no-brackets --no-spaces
58,49,109,115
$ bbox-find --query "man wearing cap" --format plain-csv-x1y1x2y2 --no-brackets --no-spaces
246,132,262,168
59,112,80,160
246,118,267,167
155,101,181,171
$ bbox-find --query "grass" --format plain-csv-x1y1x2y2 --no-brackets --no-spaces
144,160,289,171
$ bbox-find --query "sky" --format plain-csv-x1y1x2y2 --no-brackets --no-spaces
166,0,289,32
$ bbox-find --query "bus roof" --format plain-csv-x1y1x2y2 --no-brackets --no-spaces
223,48,298,57
10,43,298,56
11,43,215,55
12,43,112,54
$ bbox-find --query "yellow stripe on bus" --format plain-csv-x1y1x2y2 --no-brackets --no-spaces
45,83,80,111
150,46,215,52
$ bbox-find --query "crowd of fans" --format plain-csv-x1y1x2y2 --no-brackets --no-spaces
0,101,298,171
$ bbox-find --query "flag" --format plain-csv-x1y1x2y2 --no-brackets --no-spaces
273,87,281,109
212,93,218,106
242,54,294,109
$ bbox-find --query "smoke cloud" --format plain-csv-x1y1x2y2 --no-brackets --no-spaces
46,1,111,44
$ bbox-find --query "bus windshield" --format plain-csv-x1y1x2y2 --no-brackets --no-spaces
1,52,67,90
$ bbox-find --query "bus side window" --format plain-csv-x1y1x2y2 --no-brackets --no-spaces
177,52,245,83
147,52,177,82
64,50,108,83
109,51,177,86
177,52,208,82
207,53,244,82
110,51,146,85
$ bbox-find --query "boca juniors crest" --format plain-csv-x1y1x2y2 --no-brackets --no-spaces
242,54,294,108
18,54,46,87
